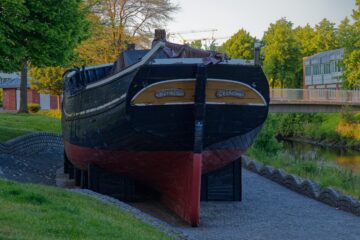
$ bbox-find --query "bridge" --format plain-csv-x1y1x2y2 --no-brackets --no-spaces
269,89,360,113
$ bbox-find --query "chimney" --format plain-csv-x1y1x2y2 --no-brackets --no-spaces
154,29,167,41
254,42,261,66
127,43,136,51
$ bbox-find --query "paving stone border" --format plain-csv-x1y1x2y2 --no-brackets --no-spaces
72,189,187,240
0,132,63,156
242,155,360,217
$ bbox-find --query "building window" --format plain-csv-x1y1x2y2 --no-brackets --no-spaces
305,66,312,76
330,61,335,73
313,64,320,75
324,63,331,74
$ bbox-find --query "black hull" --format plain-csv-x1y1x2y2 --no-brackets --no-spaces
62,64,269,152
62,50,270,225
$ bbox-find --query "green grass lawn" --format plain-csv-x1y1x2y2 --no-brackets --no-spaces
0,113,61,142
0,179,173,240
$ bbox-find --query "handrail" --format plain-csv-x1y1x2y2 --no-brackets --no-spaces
270,88,360,105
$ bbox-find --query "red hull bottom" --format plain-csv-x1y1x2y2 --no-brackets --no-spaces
64,141,243,226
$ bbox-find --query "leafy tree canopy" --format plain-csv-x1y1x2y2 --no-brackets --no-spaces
0,1,27,72
313,18,339,52
262,18,301,88
0,0,89,112
223,29,256,59
190,40,202,49
0,0,89,71
342,0,360,89
73,13,118,66
294,24,317,57
30,66,64,96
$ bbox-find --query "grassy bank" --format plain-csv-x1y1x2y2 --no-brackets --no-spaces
276,110,360,148
0,112,61,142
248,112,360,199
0,179,172,240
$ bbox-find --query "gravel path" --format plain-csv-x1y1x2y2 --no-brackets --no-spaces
170,169,360,240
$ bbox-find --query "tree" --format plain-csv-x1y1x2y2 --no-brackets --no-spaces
0,1,27,73
204,40,220,51
342,0,360,89
74,13,118,66
293,24,318,87
30,67,64,111
0,89,3,106
262,18,302,88
190,40,202,49
313,18,339,52
0,0,89,113
223,29,256,59
92,0,179,54
337,17,354,50
294,24,317,57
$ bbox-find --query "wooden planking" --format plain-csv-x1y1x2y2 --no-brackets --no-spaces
207,80,265,105
131,79,266,106
131,80,195,105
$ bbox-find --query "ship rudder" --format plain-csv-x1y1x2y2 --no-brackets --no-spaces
189,153,202,227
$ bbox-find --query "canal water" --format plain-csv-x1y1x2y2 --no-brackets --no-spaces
281,141,360,174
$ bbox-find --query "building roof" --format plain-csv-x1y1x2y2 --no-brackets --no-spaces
0,72,31,89
304,48,344,65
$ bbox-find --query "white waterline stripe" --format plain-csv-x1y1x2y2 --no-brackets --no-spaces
63,94,126,117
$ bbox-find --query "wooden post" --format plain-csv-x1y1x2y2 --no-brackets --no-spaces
63,152,69,174
74,168,81,186
81,170,88,189
154,29,166,41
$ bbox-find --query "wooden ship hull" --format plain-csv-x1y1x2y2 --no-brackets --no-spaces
62,40,269,226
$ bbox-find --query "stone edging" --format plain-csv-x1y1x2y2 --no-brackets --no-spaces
72,189,187,240
242,155,360,217
0,132,63,156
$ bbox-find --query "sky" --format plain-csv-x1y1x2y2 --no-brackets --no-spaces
166,0,356,44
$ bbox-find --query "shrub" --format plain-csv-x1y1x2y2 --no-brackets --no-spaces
252,114,282,155
341,106,360,124
28,104,41,113
36,110,61,119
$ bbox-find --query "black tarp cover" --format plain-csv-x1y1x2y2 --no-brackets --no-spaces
110,40,224,75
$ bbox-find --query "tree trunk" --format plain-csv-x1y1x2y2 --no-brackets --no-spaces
57,95,61,112
18,59,28,113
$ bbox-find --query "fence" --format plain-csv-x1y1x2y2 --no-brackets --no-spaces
270,89,360,105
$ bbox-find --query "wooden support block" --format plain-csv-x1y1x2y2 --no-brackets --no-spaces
200,158,242,201
74,168,81,186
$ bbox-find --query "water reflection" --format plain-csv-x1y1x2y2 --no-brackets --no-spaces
281,141,360,173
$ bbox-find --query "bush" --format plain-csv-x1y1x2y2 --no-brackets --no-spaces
36,110,61,119
341,106,360,124
251,113,282,155
28,104,41,113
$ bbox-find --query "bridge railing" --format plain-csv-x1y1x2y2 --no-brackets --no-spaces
270,88,360,105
